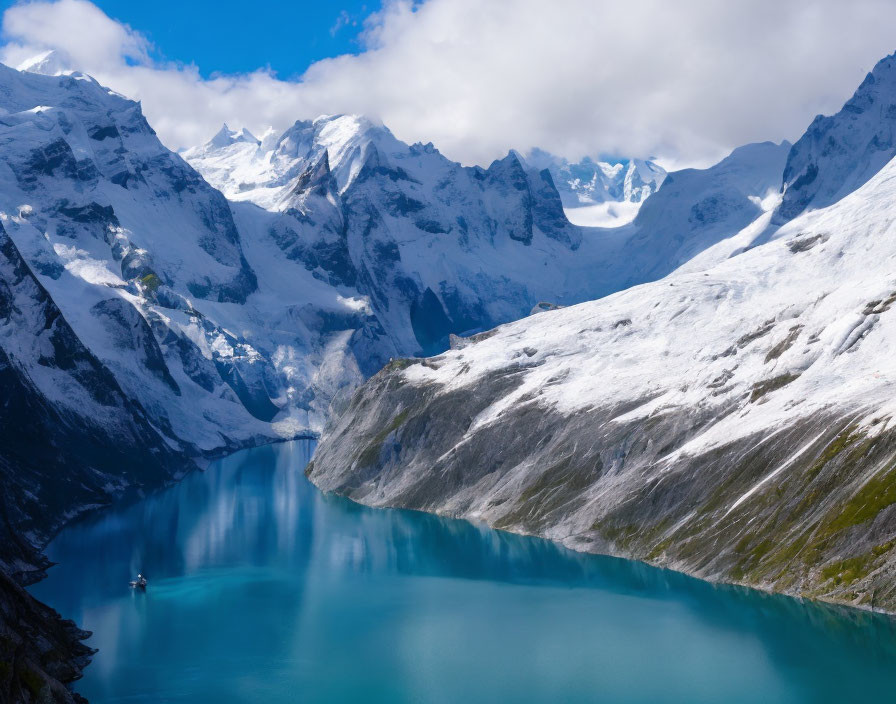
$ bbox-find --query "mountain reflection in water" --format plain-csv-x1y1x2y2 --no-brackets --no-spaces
31,440,896,704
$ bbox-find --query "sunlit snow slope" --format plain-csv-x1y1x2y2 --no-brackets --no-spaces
309,51,896,613
187,116,789,353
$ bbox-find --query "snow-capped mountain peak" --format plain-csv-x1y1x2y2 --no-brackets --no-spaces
209,123,261,149
776,50,896,223
16,49,72,76
524,148,667,206
182,113,404,210
623,158,666,202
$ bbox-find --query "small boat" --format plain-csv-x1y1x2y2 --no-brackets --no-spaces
129,574,148,590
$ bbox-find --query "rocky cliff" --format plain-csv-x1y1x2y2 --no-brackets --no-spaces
308,54,896,614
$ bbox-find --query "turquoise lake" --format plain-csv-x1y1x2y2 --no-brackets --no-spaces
30,440,896,703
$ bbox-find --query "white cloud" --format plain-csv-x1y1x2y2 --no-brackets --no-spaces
2,0,896,167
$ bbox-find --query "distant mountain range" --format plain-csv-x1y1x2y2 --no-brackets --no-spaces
184,121,667,228
5,45,896,700
0,57,791,584
523,148,666,226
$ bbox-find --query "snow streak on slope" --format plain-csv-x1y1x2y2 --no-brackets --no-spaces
187,116,788,354
309,147,896,610
0,65,387,448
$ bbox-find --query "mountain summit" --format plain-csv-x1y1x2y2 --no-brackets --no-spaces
777,51,896,222
308,49,896,615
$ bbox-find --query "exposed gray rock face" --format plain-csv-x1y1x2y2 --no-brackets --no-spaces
308,360,896,613
308,101,896,612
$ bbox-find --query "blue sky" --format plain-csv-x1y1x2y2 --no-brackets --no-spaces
1,0,380,78
0,0,891,167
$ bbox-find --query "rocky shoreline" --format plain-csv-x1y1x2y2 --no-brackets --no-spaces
306,357,896,617
0,570,94,704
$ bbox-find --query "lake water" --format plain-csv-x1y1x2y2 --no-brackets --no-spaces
31,440,896,703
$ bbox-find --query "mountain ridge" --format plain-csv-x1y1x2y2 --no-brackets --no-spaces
307,51,896,615
5,47,894,700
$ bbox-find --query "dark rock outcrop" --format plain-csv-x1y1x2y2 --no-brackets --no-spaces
0,224,189,701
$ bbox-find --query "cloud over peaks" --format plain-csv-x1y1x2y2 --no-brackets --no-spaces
3,0,896,167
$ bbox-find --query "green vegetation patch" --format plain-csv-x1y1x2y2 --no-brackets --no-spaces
761,533,811,576
764,326,803,363
521,456,600,507
731,533,777,576
355,409,410,468
697,442,780,517
823,464,896,534
139,272,162,292
820,553,876,587
384,358,414,372
497,456,602,530
20,668,45,697
804,426,861,482
738,427,878,579
871,539,896,557
646,537,674,560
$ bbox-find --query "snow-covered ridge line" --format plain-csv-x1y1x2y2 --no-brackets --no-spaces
0,54,791,570
307,50,896,614
185,118,667,216
0,54,791,526
185,108,793,359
